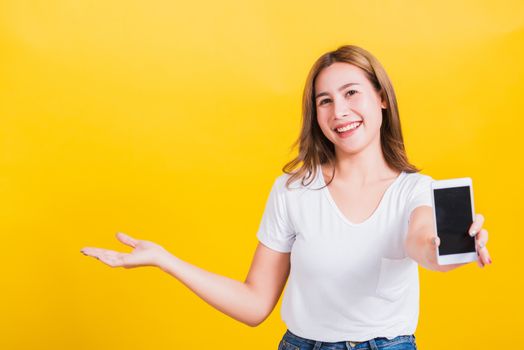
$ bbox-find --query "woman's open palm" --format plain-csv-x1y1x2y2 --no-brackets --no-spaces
81,232,169,268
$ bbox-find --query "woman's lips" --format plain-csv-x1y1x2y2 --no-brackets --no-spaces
334,121,362,138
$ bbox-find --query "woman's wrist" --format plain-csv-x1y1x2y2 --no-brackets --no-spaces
154,250,178,270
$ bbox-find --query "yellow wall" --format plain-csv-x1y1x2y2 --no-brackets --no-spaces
1,1,522,349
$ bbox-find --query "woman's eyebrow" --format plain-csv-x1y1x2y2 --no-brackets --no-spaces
315,83,360,99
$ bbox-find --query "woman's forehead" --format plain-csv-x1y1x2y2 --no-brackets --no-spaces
315,62,369,90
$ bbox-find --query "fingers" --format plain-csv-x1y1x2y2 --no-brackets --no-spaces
80,247,126,268
97,254,126,268
80,232,139,268
467,213,492,268
477,245,492,267
468,213,485,237
476,228,492,267
429,236,441,267
476,257,483,268
116,232,138,248
81,247,107,257
476,228,489,247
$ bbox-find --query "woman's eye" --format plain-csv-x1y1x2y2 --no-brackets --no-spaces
319,99,331,105
346,90,358,97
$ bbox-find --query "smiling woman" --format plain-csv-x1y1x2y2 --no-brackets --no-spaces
283,46,415,190
316,63,383,153
81,45,492,350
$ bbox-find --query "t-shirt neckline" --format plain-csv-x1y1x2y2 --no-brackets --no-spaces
317,164,406,227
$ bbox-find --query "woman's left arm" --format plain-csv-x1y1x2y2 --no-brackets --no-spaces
404,206,492,272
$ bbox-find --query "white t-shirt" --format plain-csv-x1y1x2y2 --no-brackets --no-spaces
256,165,433,342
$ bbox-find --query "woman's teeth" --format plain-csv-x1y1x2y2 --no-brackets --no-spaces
336,121,362,133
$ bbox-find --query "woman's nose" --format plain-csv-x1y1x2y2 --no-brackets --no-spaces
334,99,350,119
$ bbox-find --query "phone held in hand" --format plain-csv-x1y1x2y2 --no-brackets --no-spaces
431,178,478,265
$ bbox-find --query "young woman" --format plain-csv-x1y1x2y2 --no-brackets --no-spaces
81,45,491,350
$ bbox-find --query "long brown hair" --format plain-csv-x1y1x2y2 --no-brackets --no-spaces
283,45,419,189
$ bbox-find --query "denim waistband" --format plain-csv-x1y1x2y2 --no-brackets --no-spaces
283,329,415,349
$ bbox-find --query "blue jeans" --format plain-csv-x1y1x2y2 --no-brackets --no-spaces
278,330,417,350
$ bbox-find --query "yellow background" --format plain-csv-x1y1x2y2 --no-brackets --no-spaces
1,1,522,349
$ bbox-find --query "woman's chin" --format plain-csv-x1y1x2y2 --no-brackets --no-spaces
334,145,365,156
334,138,376,156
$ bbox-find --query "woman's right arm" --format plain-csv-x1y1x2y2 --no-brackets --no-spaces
158,242,290,326
81,233,290,327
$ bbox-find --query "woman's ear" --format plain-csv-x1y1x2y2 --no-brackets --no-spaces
380,90,388,109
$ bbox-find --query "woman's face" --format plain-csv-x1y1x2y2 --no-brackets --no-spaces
314,62,386,156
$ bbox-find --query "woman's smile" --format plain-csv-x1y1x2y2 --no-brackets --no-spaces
334,121,363,138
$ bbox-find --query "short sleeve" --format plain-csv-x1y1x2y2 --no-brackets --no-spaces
256,176,296,253
406,174,433,223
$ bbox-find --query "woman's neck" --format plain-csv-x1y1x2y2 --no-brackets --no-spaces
326,142,399,187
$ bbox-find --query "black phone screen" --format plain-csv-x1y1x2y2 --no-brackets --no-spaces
433,186,475,255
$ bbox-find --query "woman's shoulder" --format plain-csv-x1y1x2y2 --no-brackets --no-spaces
401,171,433,182
397,171,434,193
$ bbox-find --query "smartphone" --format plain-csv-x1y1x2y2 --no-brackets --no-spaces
431,178,477,265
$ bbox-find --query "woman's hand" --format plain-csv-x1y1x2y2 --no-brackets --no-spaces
469,213,492,267
81,232,170,268
406,208,492,271
434,213,492,268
